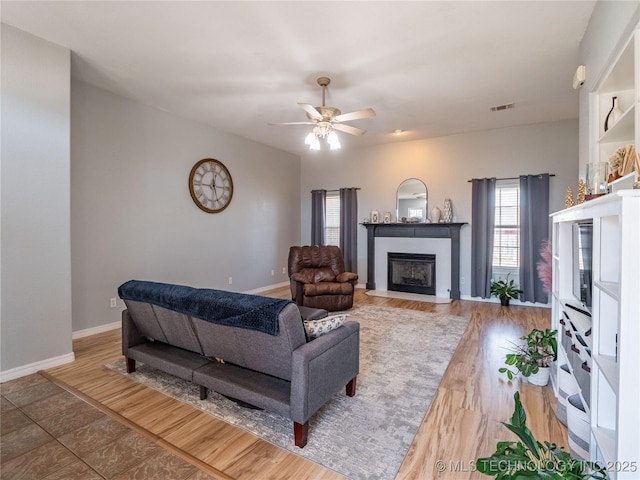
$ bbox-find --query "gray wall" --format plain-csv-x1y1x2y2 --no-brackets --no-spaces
578,1,640,176
1,25,73,374
71,81,301,333
300,120,578,297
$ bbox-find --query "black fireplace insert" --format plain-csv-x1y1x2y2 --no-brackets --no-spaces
387,252,436,295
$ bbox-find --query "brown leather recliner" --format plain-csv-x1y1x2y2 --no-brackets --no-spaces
288,245,358,312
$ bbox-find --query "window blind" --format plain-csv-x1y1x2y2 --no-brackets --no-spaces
493,180,520,276
325,192,340,246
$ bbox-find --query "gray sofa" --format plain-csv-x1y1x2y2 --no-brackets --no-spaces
118,280,359,447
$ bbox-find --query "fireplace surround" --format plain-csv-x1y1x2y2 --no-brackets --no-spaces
363,222,466,299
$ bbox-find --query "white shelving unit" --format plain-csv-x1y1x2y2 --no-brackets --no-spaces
551,191,640,479
591,22,639,190
552,21,640,478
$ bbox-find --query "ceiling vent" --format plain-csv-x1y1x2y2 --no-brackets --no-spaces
490,103,515,112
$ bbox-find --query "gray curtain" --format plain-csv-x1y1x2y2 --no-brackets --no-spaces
520,174,550,303
311,189,326,246
339,188,358,273
471,178,496,298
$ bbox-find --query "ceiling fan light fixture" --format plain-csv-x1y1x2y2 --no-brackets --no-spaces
305,129,321,150
271,77,374,151
304,131,316,145
327,130,341,150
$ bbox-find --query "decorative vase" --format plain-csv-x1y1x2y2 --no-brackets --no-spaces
383,211,392,223
370,209,379,224
442,198,453,223
527,366,551,386
604,96,624,132
430,206,441,223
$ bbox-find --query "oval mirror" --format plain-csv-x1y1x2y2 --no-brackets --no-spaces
396,178,428,223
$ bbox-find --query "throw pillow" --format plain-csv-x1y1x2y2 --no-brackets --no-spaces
303,314,348,340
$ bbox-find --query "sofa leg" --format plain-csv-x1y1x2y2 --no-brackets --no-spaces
294,421,308,448
126,357,136,373
346,377,357,397
200,385,208,400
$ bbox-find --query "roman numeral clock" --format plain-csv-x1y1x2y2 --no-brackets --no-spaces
188,158,233,213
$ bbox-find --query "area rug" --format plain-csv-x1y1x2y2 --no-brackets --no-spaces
107,305,469,479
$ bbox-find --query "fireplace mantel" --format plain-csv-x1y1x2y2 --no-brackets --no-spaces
362,222,467,299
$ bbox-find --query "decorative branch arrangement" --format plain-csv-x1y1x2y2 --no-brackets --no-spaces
537,241,552,295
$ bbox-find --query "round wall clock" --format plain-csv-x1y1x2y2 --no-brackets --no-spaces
188,158,234,213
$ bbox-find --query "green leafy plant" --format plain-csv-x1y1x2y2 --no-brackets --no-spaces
476,392,606,479
490,274,523,305
499,328,558,380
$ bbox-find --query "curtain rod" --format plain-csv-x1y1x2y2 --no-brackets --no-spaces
467,174,555,183
311,188,361,193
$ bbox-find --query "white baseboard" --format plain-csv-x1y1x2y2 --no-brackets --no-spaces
244,281,290,295
0,352,75,383
72,321,120,340
460,294,551,308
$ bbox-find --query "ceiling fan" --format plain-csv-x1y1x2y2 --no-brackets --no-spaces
269,77,376,150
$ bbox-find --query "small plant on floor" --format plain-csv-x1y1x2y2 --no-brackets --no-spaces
476,392,606,479
490,274,523,306
499,328,558,380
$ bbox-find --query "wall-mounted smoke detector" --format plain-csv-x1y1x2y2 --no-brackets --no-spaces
490,103,515,112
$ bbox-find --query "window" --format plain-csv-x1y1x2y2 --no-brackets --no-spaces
325,192,340,246
493,180,520,280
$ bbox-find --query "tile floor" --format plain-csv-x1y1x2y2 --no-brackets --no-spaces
1,373,217,479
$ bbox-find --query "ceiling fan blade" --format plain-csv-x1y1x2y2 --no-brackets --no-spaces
269,121,315,126
333,108,376,123
333,123,366,136
298,103,323,120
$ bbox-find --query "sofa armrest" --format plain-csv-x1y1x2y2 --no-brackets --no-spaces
290,321,360,424
122,309,146,356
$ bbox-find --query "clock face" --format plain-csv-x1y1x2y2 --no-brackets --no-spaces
189,159,234,213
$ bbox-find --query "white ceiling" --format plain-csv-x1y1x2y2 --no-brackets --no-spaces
2,1,596,156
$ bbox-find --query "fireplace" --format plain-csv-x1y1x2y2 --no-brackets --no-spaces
387,252,436,295
363,222,465,299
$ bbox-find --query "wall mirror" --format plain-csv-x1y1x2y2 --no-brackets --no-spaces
396,178,428,222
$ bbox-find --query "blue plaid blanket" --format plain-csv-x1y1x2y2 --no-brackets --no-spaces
118,280,292,336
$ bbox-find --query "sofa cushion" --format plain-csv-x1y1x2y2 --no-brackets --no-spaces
303,314,348,340
303,282,353,297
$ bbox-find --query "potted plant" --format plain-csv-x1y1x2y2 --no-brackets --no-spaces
476,392,606,479
490,274,523,306
499,328,558,386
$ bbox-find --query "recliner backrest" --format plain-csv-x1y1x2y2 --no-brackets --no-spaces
288,245,346,278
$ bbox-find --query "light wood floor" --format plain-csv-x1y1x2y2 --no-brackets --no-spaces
44,288,567,479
